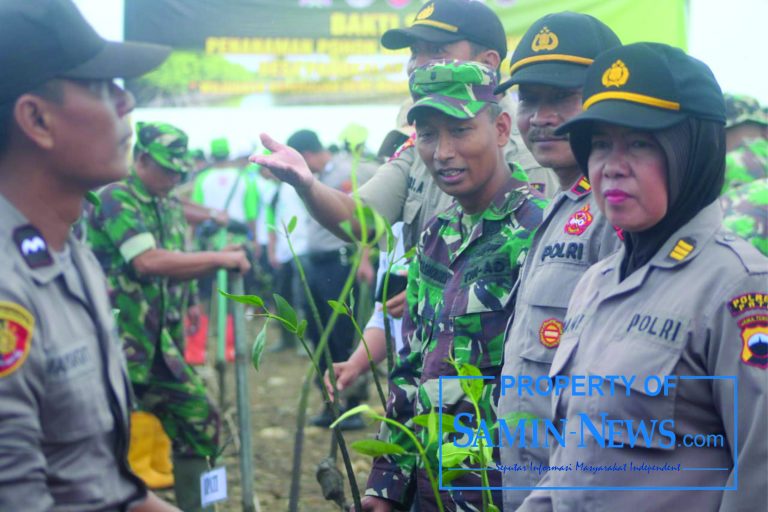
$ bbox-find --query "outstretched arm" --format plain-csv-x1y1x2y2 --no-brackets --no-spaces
250,133,360,241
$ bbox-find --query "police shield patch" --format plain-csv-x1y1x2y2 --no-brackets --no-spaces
0,302,34,378
739,315,768,369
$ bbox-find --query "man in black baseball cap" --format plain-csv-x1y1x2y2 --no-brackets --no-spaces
381,0,507,68
0,0,169,106
0,1,177,511
494,12,623,511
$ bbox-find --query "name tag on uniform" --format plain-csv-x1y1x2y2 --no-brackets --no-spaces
201,466,227,507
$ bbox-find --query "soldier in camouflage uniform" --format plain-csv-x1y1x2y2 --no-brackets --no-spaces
88,122,250,512
362,62,546,512
720,93,767,255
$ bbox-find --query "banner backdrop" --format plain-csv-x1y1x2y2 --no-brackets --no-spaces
125,0,686,107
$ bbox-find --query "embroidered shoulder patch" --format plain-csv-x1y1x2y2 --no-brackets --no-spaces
728,293,768,316
738,315,768,369
0,302,34,378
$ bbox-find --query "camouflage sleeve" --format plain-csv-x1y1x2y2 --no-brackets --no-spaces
93,185,156,263
365,247,423,507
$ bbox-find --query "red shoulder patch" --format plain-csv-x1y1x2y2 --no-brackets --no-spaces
0,302,34,378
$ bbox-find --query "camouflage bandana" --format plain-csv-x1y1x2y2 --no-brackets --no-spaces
407,61,498,124
724,93,768,129
135,121,192,174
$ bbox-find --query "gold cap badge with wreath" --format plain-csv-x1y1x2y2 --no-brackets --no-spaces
602,59,630,87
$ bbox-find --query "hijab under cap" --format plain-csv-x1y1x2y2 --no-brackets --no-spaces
555,43,726,279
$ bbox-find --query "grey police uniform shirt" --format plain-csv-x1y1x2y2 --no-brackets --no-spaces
0,193,143,511
518,201,768,512
498,178,622,511
307,151,376,252
358,95,557,252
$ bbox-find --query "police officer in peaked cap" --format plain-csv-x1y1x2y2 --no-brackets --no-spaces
0,0,179,510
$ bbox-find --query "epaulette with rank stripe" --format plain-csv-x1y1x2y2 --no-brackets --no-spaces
569,177,591,196
387,133,416,162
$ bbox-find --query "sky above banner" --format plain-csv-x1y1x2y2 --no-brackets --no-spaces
124,0,687,108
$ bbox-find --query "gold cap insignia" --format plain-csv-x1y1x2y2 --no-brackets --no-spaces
531,27,558,52
602,59,630,88
416,2,435,20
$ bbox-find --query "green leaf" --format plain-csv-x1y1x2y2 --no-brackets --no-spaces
469,444,494,466
424,410,437,447
327,300,349,316
219,290,264,308
488,504,501,512
440,469,464,486
492,411,539,430
329,404,377,428
413,413,458,434
457,363,484,404
440,442,472,467
338,220,355,241
272,293,297,330
403,246,417,261
295,319,307,339
251,320,268,371
350,439,405,457
286,215,297,234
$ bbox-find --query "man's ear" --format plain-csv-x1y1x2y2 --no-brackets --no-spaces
477,49,501,72
495,111,511,146
13,94,57,150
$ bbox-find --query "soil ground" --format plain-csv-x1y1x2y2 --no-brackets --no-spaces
158,317,383,511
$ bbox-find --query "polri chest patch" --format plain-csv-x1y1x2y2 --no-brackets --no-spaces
564,204,593,236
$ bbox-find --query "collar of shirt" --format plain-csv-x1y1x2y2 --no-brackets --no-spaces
599,201,723,288
439,171,531,260
128,168,156,205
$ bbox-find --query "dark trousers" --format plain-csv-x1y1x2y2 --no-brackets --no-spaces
302,250,356,386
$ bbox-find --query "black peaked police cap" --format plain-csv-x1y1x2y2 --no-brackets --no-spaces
0,0,170,104
381,0,507,61
495,11,621,94
556,43,726,173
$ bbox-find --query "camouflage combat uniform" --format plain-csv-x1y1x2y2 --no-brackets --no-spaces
365,171,545,511
88,123,219,458
720,94,767,256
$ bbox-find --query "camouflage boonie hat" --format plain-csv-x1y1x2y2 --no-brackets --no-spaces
407,61,498,124
724,93,768,128
135,121,192,173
